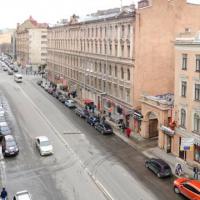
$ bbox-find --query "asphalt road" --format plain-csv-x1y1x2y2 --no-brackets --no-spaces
0,71,186,200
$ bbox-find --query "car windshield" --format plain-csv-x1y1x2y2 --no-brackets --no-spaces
163,165,170,170
7,140,16,147
40,141,50,146
1,126,10,131
104,124,111,129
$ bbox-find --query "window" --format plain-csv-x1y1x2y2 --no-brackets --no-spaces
182,54,187,70
180,108,186,128
99,63,102,73
121,25,125,37
104,44,107,54
109,65,112,75
128,24,131,37
196,55,200,71
115,44,118,56
127,69,130,80
181,81,187,97
121,67,124,79
121,45,124,57
109,44,112,55
104,64,106,74
194,113,200,133
127,45,130,58
115,65,117,77
195,84,200,101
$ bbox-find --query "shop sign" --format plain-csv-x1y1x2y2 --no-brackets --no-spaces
160,125,175,136
180,138,194,151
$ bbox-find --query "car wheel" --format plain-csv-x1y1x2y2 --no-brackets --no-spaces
174,186,180,194
145,163,149,168
157,172,161,178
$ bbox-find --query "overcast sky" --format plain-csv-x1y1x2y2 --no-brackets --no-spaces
1,0,200,29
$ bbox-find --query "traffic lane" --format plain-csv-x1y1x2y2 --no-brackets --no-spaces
20,78,185,200
0,81,107,200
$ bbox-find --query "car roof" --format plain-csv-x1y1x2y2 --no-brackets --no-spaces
36,136,49,142
4,135,14,140
150,158,169,166
0,122,8,126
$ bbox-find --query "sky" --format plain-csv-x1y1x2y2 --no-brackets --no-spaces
1,0,200,29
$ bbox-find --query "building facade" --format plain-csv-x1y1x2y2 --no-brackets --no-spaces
16,16,48,68
47,6,135,126
173,32,200,165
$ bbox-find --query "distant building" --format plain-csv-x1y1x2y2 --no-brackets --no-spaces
16,16,48,69
0,29,15,56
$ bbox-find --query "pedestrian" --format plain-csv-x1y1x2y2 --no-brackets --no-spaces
125,127,131,138
1,187,8,200
193,166,199,179
102,116,105,122
175,163,183,176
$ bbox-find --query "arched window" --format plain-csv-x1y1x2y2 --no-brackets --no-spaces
121,67,124,79
180,109,186,128
194,113,200,133
127,68,130,80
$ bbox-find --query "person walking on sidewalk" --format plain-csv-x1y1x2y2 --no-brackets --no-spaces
1,187,8,200
125,127,131,138
175,163,183,176
193,166,199,179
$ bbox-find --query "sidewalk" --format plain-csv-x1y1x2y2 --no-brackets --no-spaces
106,118,194,179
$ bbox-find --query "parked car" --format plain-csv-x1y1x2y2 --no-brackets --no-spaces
145,158,172,178
65,99,76,108
37,80,42,86
47,87,54,94
8,69,13,75
13,67,18,72
52,90,61,99
14,190,32,200
0,122,11,137
0,113,6,122
35,136,53,156
2,67,8,71
44,84,49,91
58,94,67,103
74,107,89,118
94,122,113,134
2,135,19,156
174,178,200,199
87,115,100,126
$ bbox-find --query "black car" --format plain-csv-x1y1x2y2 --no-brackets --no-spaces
74,107,89,118
2,135,19,156
87,115,100,126
145,158,172,178
94,122,113,134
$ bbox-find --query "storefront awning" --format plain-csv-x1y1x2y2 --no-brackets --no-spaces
160,125,175,136
84,99,93,104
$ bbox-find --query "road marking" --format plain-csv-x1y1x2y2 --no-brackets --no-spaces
18,84,114,200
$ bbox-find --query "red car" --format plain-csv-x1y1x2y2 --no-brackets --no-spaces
174,177,200,200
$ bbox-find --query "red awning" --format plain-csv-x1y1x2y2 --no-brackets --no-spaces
84,99,93,104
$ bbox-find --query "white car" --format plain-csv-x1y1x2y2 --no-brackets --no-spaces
64,99,76,108
14,190,32,200
35,136,53,156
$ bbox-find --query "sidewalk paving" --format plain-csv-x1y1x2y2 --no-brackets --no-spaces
106,118,195,179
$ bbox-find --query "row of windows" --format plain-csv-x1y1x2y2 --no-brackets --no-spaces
181,81,200,101
181,54,200,71
49,23,132,40
180,109,200,133
48,53,132,81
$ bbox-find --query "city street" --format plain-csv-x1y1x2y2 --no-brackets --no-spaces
0,71,186,200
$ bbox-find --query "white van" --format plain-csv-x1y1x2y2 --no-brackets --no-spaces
14,74,23,83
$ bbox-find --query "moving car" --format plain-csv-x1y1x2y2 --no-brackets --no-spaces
2,135,19,156
145,158,172,178
35,136,53,156
74,107,89,118
65,99,76,108
94,122,113,134
0,122,11,137
87,115,100,126
14,190,32,200
174,178,200,199
14,73,23,83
